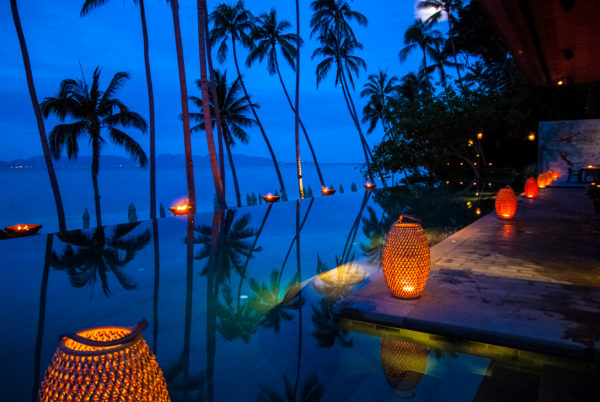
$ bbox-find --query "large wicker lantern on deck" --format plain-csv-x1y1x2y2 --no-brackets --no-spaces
380,338,428,397
524,177,538,199
38,320,169,401
495,186,517,219
381,216,430,299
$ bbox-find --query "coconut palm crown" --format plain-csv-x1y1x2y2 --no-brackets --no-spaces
41,67,147,228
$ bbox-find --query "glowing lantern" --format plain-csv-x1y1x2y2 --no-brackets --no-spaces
382,216,430,299
544,172,553,186
468,139,474,146
552,171,559,180
475,208,481,215
537,173,547,189
321,186,336,196
528,133,535,141
477,132,483,139
524,177,538,198
262,193,280,203
5,224,42,236
495,186,517,220
169,201,192,216
364,182,376,190
380,338,428,396
38,320,169,401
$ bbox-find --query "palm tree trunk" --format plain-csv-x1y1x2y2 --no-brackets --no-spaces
339,73,374,182
277,198,314,283
32,233,52,401
231,39,286,195
197,0,226,210
91,140,102,228
139,0,156,220
294,0,304,199
200,0,227,198
223,130,242,207
10,0,67,233
340,190,370,263
274,57,326,188
170,0,197,213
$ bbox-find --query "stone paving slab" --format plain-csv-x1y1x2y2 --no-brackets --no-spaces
335,188,600,361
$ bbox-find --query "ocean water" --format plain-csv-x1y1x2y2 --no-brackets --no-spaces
0,163,374,233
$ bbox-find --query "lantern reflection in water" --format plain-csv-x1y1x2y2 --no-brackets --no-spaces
38,320,169,401
380,338,428,397
382,216,430,299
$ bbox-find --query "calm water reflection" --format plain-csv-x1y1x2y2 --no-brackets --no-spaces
7,185,572,401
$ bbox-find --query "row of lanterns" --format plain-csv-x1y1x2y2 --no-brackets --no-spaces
381,170,560,301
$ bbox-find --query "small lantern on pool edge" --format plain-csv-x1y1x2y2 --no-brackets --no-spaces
382,216,430,299
38,320,169,401
321,186,336,196
524,177,538,199
262,193,280,203
5,224,42,236
364,182,376,190
169,201,192,216
495,186,517,220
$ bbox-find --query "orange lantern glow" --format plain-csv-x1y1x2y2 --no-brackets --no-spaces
524,177,538,198
528,133,535,141
477,132,483,139
552,171,559,180
321,186,336,196
380,338,428,395
537,173,547,189
38,320,169,401
364,182,376,190
545,172,553,186
5,223,42,236
475,208,481,215
495,186,517,219
169,201,192,216
382,216,430,299
262,193,280,203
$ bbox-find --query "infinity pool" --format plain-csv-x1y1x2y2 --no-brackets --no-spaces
2,186,592,401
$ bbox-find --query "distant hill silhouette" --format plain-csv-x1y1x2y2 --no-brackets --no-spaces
0,154,355,169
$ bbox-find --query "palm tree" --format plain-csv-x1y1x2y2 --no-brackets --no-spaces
196,0,227,209
421,42,455,88
397,72,434,102
294,0,303,198
398,19,443,72
10,0,67,232
168,0,197,213
81,0,158,220
417,0,464,86
310,1,383,185
312,32,375,183
50,222,151,296
210,1,286,195
41,67,148,228
190,70,256,207
360,70,398,135
247,9,329,193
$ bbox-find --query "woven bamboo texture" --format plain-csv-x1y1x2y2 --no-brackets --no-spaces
495,187,517,219
380,338,428,393
382,217,430,299
38,324,169,402
524,177,539,198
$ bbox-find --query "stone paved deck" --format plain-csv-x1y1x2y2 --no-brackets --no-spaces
334,188,600,361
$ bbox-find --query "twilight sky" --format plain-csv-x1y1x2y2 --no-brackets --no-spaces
1,0,442,163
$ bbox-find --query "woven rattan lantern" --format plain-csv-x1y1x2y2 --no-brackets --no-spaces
38,320,169,402
495,186,517,219
537,173,547,189
380,338,428,397
524,177,538,199
381,216,430,299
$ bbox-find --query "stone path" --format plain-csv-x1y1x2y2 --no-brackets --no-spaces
334,188,600,361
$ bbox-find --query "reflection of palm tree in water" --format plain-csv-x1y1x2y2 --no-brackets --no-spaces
50,223,151,296
32,234,53,400
360,206,395,267
256,200,325,402
249,198,314,332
